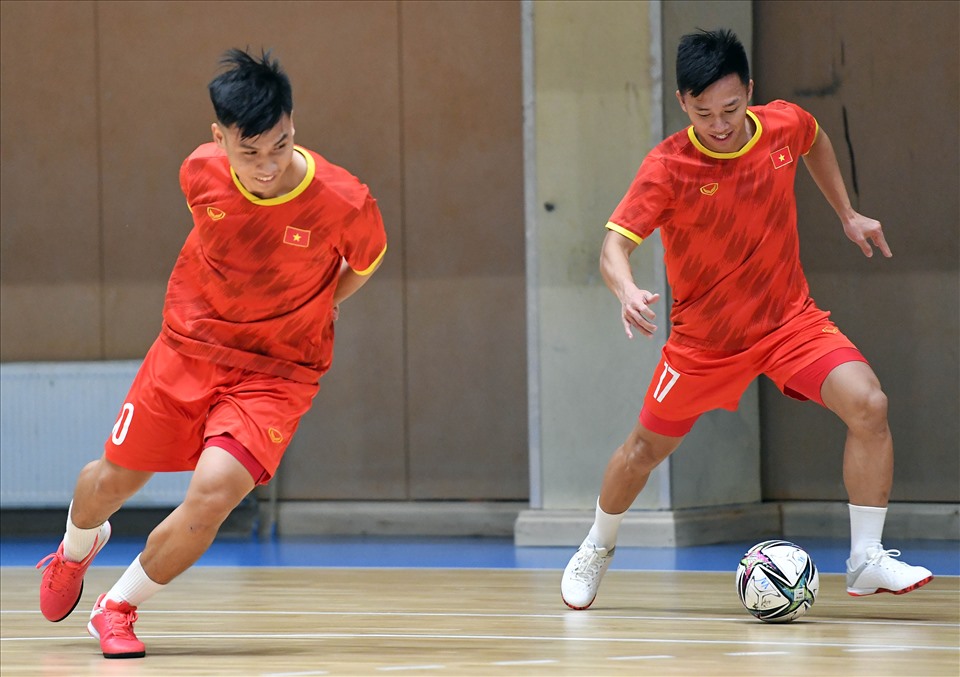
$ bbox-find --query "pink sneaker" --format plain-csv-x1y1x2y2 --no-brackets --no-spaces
36,521,111,622
87,593,146,659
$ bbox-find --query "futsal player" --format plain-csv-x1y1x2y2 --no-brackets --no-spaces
36,48,387,658
560,29,933,611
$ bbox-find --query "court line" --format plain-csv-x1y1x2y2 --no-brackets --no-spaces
2,631,957,653
6,560,960,576
376,665,445,672
9,563,749,573
3,608,956,628
725,651,791,656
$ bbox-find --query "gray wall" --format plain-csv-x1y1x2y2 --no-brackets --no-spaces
527,0,666,510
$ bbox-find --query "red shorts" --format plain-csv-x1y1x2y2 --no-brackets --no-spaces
639,303,868,437
105,338,318,484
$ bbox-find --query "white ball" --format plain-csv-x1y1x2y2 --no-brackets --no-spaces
736,540,819,622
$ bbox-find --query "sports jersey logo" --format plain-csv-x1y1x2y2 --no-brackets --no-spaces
821,326,839,334
700,182,719,196
268,427,284,443
771,147,794,169
206,207,226,220
283,226,311,248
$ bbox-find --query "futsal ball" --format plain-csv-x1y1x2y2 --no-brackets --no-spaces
735,539,819,623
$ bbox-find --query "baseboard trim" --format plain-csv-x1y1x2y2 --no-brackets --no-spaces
514,503,781,547
779,500,959,541
275,501,527,538
6,500,953,544
514,501,960,547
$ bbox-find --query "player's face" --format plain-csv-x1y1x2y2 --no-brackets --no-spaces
677,74,754,153
213,114,298,199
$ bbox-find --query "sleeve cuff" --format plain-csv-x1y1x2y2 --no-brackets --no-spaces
605,222,643,245
353,243,387,276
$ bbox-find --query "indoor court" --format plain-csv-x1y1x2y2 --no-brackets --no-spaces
1,1,958,676
1,536,957,676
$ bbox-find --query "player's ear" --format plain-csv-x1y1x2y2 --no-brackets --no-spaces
675,90,686,112
211,123,226,148
746,79,754,102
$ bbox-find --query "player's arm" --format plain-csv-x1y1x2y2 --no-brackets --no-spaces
802,128,892,258
600,229,661,339
332,255,383,309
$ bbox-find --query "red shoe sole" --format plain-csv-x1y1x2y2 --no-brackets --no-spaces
847,574,934,597
561,593,596,610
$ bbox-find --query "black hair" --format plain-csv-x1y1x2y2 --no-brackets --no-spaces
676,29,749,97
208,48,293,139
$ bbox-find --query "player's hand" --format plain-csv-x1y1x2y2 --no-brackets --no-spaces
843,212,892,258
621,289,660,339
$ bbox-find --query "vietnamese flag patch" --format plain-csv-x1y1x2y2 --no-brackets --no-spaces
770,147,793,169
283,226,311,248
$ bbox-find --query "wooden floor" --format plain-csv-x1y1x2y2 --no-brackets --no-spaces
1,567,957,676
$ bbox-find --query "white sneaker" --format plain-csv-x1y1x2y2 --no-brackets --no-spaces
561,540,615,610
846,547,933,596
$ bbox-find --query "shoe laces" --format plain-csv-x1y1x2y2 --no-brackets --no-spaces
36,533,103,575
865,547,903,567
102,601,140,639
36,552,59,571
571,546,609,581
36,552,83,592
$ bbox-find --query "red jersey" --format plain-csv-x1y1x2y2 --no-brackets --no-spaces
160,144,387,384
607,100,819,351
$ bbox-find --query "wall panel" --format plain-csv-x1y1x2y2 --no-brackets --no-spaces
754,0,959,501
0,1,102,359
400,1,527,498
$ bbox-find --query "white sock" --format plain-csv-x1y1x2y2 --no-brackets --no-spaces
586,497,626,550
63,501,105,563
105,554,165,607
848,503,887,568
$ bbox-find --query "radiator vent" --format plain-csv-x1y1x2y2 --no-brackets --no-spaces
0,361,191,508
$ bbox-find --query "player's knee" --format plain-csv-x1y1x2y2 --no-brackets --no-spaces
847,386,889,436
620,435,665,475
86,459,144,503
183,483,248,525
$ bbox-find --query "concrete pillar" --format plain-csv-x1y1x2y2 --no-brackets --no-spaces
517,0,776,546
